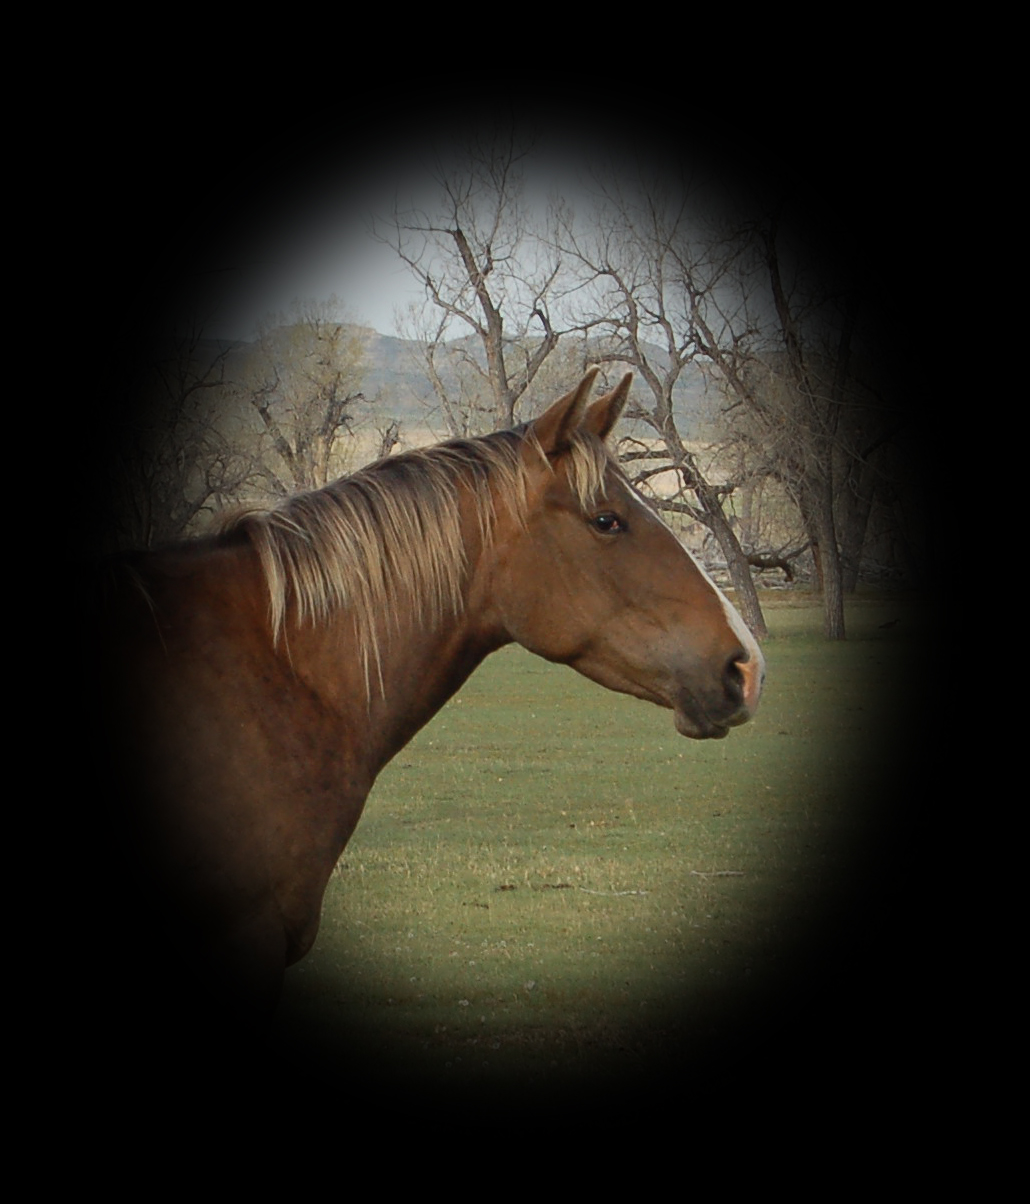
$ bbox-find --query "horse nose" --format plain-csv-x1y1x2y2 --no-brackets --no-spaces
725,647,764,716
726,647,763,716
724,650,747,709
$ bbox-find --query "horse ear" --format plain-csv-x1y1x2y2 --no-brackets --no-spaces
581,372,632,442
530,369,600,454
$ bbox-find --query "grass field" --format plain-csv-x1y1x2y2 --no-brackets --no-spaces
274,592,923,1091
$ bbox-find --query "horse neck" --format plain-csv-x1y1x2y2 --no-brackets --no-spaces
285,520,508,780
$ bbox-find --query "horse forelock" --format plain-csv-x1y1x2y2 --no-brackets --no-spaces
228,426,615,692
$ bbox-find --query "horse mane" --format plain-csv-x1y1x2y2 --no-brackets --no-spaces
227,425,613,691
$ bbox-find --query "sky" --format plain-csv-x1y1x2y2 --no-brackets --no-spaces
194,126,645,344
212,225,424,342
181,125,826,350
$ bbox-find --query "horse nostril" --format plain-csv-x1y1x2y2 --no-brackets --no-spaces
725,650,747,706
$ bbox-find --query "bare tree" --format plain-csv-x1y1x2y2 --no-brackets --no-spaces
374,131,569,433
555,176,769,638
692,211,893,639
112,323,259,549
372,417,401,461
714,439,811,584
232,298,370,494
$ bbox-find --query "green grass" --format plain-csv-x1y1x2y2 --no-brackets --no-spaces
275,592,921,1087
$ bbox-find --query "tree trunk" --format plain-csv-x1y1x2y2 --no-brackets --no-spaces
807,481,846,640
695,480,768,641
838,473,875,593
655,434,769,642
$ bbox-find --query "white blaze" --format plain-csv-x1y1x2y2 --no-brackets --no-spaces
678,536,765,715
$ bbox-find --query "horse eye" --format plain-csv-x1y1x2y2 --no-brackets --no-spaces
591,512,625,534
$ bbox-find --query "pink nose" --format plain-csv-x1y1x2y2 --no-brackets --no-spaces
739,651,764,715
727,648,763,718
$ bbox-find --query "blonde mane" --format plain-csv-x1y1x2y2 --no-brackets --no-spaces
229,426,613,692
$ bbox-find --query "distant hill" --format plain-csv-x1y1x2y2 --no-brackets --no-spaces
358,330,435,420
189,325,721,437
356,327,719,437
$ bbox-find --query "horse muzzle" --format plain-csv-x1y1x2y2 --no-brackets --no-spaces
671,647,764,740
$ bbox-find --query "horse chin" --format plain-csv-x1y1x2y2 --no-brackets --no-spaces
673,708,731,740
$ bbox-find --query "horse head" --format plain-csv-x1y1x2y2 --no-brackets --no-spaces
488,370,764,740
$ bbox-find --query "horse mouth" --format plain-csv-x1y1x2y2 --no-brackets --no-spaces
673,707,731,740
672,693,753,740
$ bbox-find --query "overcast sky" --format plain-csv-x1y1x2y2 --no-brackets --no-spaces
180,118,817,353
197,128,634,343
212,226,424,341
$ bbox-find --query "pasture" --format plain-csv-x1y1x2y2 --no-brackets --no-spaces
273,593,921,1090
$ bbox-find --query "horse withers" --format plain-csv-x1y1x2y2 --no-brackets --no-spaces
99,370,763,1022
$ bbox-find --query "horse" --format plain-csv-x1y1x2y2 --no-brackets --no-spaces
97,370,763,1024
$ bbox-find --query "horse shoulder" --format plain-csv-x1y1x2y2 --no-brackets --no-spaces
107,538,370,964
